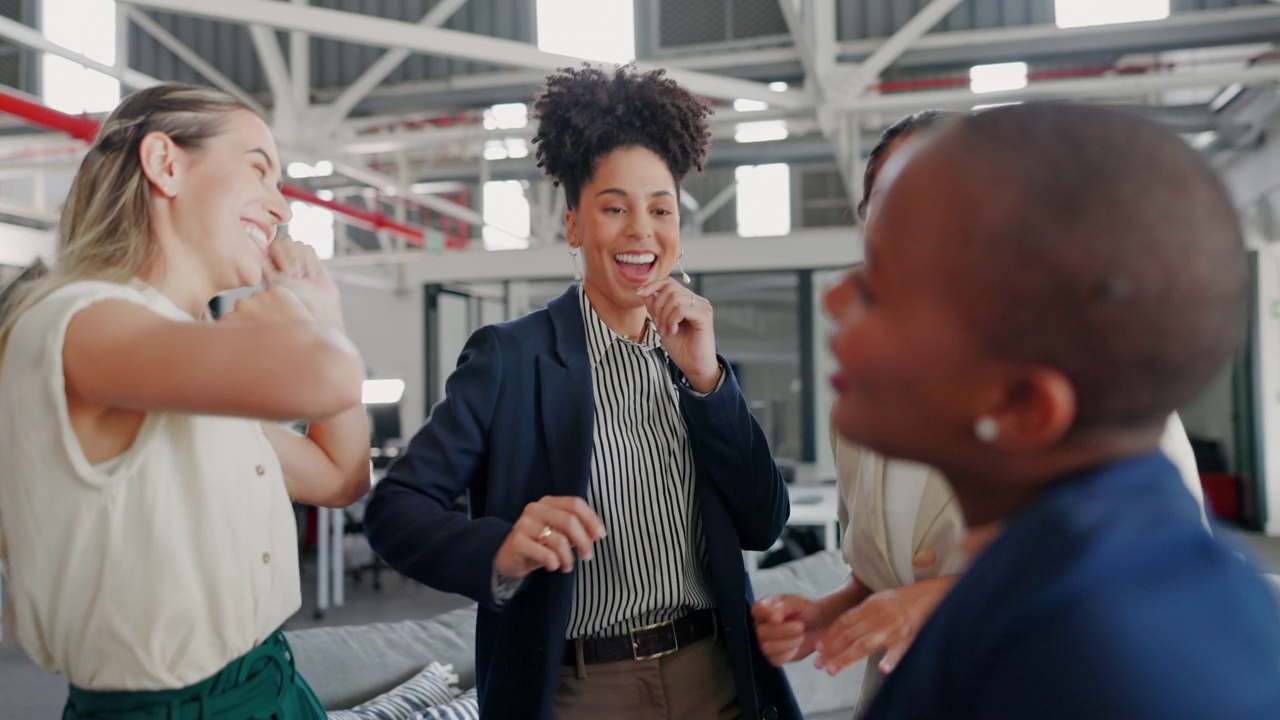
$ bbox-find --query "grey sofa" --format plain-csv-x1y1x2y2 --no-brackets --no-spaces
287,550,860,719
286,552,1280,720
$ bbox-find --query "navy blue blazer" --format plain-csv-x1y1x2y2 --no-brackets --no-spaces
365,285,800,720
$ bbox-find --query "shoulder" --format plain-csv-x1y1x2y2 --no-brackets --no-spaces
962,492,1276,647
491,307,553,341
477,309,553,358
37,280,149,316
926,523,1280,715
833,435,884,487
988,548,1280,714
10,281,149,349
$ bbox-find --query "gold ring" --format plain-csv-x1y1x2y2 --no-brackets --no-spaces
537,525,554,544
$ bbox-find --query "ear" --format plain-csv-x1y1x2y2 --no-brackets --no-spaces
986,366,1076,452
565,209,579,249
138,130,181,198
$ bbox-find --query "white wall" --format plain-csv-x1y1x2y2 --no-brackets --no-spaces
1250,246,1280,535
340,281,426,432
1219,116,1280,534
811,269,846,481
0,223,54,267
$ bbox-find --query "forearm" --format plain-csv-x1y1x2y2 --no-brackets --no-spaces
682,367,788,547
304,403,372,507
365,479,513,607
904,574,959,616
815,572,875,628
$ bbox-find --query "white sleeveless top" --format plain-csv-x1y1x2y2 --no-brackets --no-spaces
0,280,300,691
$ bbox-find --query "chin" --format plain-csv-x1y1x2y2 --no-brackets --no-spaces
831,399,881,448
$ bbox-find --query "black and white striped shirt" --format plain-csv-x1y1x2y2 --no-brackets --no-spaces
566,286,716,639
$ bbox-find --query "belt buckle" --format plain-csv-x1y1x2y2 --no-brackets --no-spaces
628,618,679,661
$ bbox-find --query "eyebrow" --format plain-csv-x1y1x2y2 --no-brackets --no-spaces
248,148,283,189
595,188,675,199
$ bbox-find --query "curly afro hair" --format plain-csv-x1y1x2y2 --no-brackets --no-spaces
532,64,712,209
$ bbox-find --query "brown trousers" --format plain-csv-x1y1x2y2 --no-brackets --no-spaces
553,636,741,720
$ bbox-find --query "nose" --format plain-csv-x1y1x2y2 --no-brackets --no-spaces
626,208,653,239
266,186,291,226
824,272,853,320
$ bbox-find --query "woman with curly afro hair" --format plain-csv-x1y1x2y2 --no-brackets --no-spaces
365,65,799,720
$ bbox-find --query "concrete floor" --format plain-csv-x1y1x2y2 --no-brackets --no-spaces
2,526,1279,719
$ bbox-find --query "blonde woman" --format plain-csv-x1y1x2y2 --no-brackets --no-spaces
0,83,369,718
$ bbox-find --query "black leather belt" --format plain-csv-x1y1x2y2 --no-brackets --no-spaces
563,609,719,665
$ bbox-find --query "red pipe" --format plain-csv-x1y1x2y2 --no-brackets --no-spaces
0,87,424,247
0,89,99,142
281,185,423,245
872,62,1173,94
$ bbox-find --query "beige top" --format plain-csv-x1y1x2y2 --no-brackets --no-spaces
835,413,1204,593
0,281,300,690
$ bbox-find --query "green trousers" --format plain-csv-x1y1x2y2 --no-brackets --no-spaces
63,630,325,720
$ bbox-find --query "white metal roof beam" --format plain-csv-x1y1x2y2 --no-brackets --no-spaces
126,8,265,114
803,0,837,89
777,0,818,91
125,0,810,108
320,0,472,134
693,181,738,226
247,24,296,134
329,228,861,278
330,106,804,155
672,6,1280,74
297,6,1280,111
290,0,309,115
832,63,1280,113
329,160,485,227
0,15,158,90
840,0,965,98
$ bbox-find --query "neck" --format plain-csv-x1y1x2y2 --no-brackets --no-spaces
139,241,216,320
939,425,1163,527
583,280,647,340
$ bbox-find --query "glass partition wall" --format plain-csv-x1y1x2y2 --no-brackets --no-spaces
424,270,829,480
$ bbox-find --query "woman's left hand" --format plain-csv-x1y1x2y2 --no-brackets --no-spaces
637,278,721,393
812,575,957,677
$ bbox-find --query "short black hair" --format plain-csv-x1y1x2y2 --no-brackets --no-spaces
858,109,960,221
926,103,1246,430
532,64,712,209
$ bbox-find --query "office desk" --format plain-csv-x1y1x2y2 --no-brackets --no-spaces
787,484,841,551
747,483,841,569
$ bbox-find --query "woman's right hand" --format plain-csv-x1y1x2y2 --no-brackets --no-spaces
264,237,346,331
494,497,607,579
752,594,829,666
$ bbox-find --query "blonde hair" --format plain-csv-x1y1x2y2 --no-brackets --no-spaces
0,83,254,358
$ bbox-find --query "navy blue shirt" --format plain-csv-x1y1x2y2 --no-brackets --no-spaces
863,453,1280,720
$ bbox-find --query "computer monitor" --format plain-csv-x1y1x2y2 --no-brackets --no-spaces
368,403,402,450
